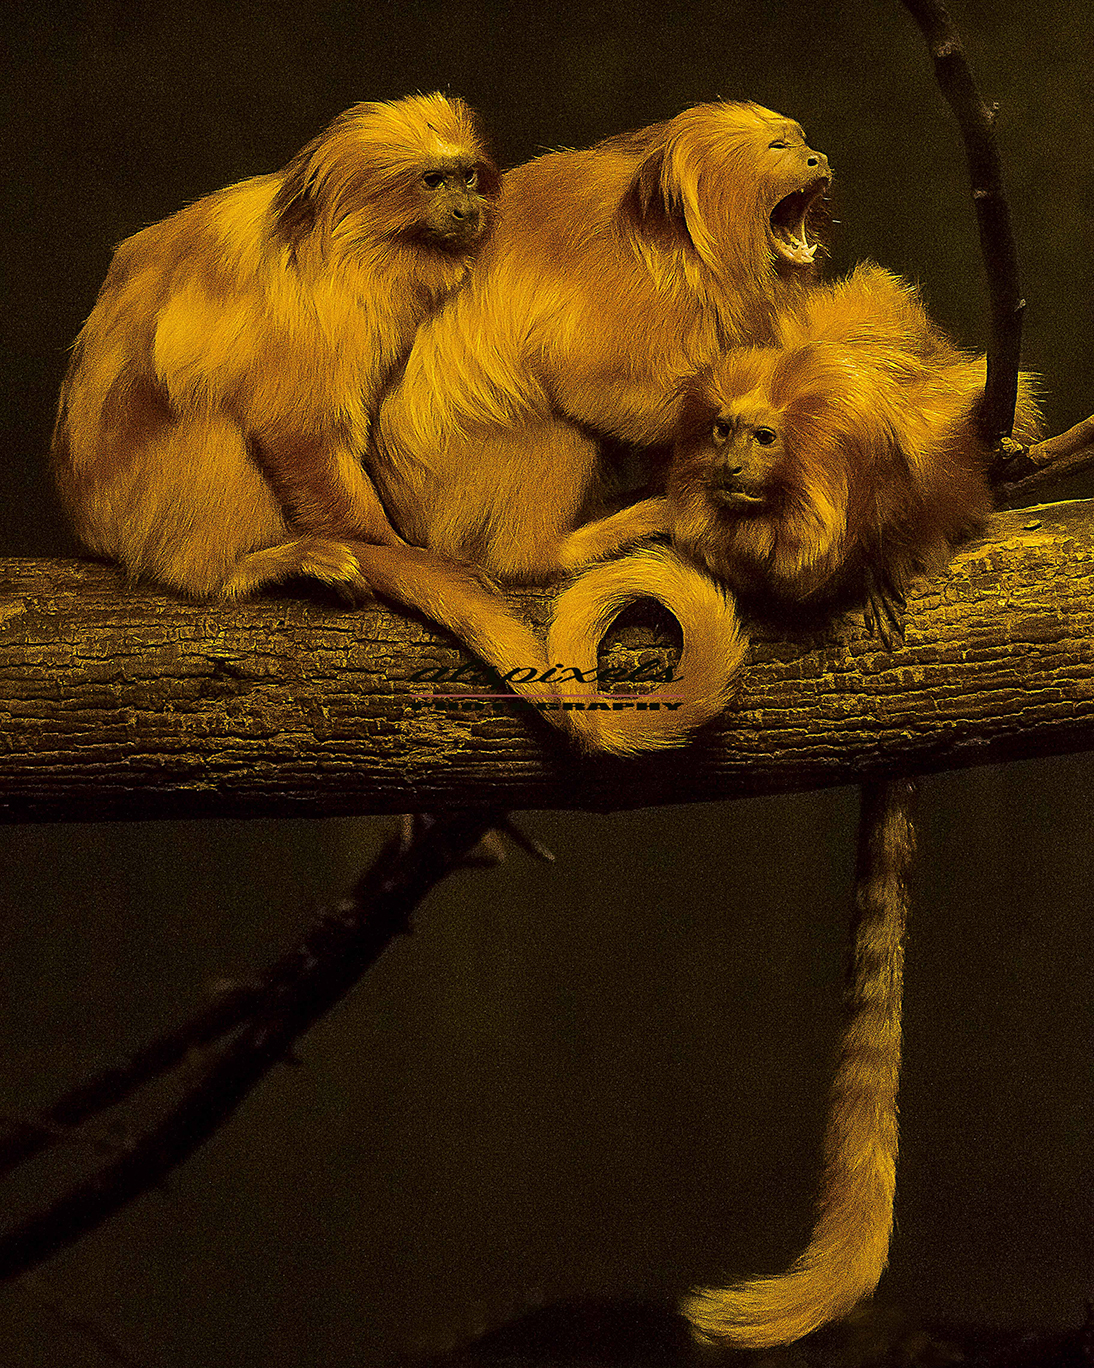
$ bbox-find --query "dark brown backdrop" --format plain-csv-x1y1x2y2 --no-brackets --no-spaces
1,2,1092,1364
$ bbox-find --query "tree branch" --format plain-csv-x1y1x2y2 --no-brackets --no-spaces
900,0,1024,455
994,417,1094,504
2,500,1093,821
0,809,499,1283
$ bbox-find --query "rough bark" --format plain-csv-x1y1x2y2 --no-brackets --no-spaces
1,499,1092,823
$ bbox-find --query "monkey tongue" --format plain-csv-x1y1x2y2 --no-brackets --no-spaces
712,488,766,510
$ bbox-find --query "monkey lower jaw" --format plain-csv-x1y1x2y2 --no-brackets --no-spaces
710,488,767,510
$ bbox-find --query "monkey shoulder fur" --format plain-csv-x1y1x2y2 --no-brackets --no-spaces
373,100,832,583
53,92,498,600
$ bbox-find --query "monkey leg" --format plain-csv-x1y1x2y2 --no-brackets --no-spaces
249,427,405,547
556,497,670,570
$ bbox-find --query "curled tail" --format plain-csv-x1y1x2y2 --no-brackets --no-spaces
545,545,747,756
683,777,916,1348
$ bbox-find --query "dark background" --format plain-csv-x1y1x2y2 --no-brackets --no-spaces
1,2,1092,1365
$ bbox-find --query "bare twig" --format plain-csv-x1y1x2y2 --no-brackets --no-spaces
994,416,1094,505
0,983,263,1176
19,1274,156,1368
0,809,498,1283
901,0,1024,457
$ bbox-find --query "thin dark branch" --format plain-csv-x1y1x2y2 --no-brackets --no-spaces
0,983,263,1175
0,809,498,1283
901,0,1024,455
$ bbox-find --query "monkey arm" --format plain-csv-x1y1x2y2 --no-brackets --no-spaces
556,497,670,570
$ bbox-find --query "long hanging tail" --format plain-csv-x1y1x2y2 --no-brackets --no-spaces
545,545,747,755
683,777,916,1348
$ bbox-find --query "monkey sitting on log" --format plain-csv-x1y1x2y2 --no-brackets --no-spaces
52,92,498,601
548,262,1042,1346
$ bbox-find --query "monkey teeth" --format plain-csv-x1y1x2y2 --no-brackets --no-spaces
770,183,825,266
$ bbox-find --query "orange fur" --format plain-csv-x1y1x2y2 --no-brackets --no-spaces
670,262,1041,608
559,264,1042,760
373,101,831,580
52,92,498,598
684,777,916,1348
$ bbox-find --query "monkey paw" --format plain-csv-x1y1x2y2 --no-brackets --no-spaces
298,540,374,606
862,565,906,651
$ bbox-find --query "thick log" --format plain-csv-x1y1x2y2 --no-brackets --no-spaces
1,500,1092,823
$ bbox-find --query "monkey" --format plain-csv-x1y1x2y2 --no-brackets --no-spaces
51,97,825,745
371,100,832,582
52,92,498,600
550,263,1043,753
666,262,1042,625
548,262,1043,1345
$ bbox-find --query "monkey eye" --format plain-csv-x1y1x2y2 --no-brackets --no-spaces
768,140,788,150
422,171,445,189
464,168,478,188
753,426,777,446
712,419,731,442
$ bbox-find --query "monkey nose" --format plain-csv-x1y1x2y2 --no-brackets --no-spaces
807,151,830,176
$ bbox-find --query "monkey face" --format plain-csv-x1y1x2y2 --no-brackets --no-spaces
671,352,850,595
761,118,831,269
704,406,786,511
417,160,490,248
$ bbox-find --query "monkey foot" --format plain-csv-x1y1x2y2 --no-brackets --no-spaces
862,566,906,651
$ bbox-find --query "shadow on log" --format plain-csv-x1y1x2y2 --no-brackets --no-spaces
1,498,1092,824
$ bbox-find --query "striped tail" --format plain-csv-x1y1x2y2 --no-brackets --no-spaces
683,778,916,1348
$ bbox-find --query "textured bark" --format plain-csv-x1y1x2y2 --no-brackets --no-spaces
1,499,1092,822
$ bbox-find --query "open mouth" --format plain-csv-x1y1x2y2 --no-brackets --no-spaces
769,176,829,266
710,487,767,511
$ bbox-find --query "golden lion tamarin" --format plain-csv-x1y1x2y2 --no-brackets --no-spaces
549,263,1042,1345
51,97,824,746
372,100,831,581
551,263,1042,754
667,262,1041,625
52,92,498,599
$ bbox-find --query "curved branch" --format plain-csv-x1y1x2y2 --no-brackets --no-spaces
901,0,1024,454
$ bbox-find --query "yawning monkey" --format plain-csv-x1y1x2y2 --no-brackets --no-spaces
373,100,832,581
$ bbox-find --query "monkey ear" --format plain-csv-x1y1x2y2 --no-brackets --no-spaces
475,156,501,201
